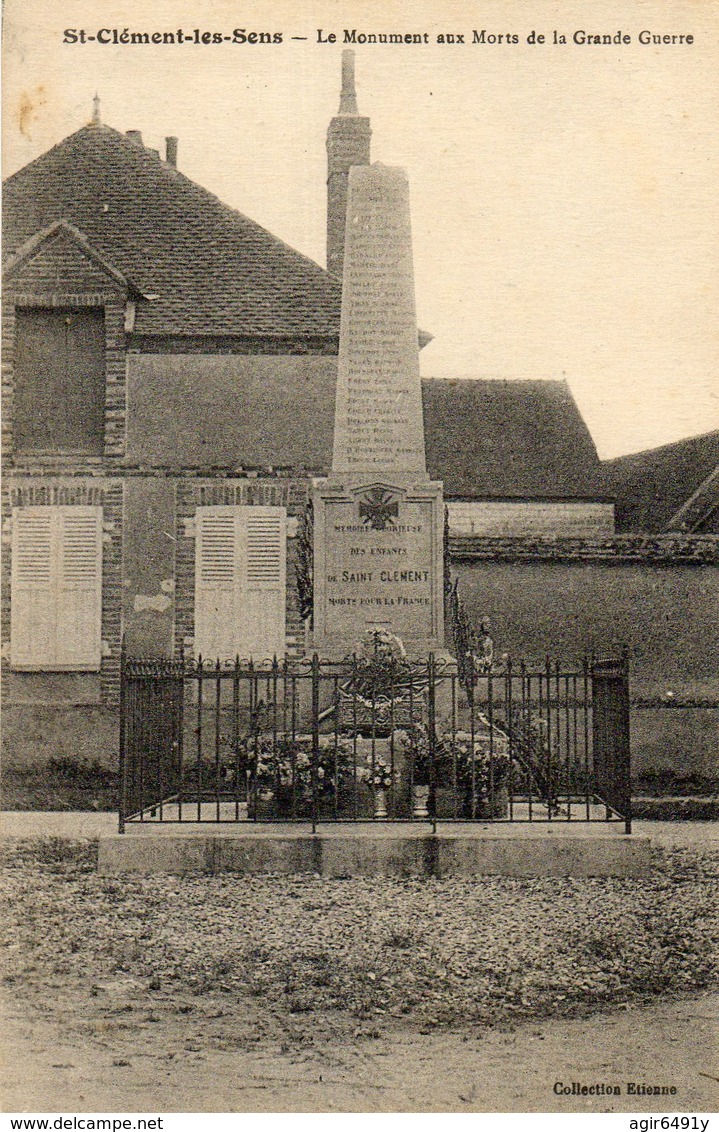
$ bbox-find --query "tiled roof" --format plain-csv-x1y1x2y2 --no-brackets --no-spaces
603,430,719,532
423,378,604,498
3,125,343,338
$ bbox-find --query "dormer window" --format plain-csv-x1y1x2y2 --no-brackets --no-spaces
14,306,105,455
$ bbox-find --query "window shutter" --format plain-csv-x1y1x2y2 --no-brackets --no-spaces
194,505,286,661
194,508,238,661
14,308,106,455
56,508,103,668
11,506,102,670
243,508,286,660
10,509,55,668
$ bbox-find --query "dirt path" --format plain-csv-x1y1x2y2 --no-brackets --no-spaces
3,992,717,1113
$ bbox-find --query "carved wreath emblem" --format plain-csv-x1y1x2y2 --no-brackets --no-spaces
358,486,399,531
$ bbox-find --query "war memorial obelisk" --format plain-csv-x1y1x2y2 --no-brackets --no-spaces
311,163,445,658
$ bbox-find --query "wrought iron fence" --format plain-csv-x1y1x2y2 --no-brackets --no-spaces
119,650,631,833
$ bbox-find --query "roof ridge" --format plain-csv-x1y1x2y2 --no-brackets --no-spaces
1,122,132,185
604,428,719,465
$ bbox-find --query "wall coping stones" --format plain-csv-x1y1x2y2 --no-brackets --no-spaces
449,534,719,566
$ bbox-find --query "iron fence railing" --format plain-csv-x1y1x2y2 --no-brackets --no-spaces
119,650,631,833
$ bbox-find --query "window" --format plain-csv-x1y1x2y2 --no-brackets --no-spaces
194,505,286,661
14,307,106,454
10,506,103,670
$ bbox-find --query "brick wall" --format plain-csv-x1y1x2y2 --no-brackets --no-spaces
326,114,371,278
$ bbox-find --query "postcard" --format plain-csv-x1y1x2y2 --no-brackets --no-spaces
2,0,718,1120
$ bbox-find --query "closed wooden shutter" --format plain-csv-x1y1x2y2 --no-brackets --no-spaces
10,509,54,669
56,509,103,668
244,508,286,660
11,506,102,670
194,505,286,661
194,508,237,661
14,308,106,454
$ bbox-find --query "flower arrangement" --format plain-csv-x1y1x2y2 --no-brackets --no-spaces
393,722,433,785
247,735,355,799
439,729,510,799
369,756,393,791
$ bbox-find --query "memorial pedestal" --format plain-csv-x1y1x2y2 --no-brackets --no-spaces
311,475,445,659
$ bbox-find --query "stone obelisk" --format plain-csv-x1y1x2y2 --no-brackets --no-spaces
311,163,445,658
332,165,427,477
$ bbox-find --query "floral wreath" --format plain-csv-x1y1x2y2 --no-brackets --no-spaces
340,629,410,709
353,628,407,664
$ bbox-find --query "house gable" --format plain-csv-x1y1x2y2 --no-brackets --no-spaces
2,222,130,462
4,220,131,299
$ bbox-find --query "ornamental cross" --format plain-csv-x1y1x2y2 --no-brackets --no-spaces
358,487,399,531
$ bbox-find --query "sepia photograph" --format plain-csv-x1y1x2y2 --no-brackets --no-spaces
1,0,718,1118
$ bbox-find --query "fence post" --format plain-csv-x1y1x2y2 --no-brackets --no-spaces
506,657,514,821
620,645,632,835
118,636,127,834
311,652,320,834
177,642,185,823
592,650,632,833
428,652,437,834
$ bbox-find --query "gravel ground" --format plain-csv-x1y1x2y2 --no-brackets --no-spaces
2,839,718,1112
2,839,718,1036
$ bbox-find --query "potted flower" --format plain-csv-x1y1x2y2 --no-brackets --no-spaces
369,756,393,818
438,729,510,819
393,722,433,817
245,735,358,819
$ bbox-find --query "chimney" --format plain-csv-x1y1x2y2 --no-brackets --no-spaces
165,136,178,167
326,50,371,278
126,129,143,145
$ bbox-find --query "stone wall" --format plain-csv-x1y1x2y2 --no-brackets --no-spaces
450,537,718,775
450,533,719,565
447,500,615,537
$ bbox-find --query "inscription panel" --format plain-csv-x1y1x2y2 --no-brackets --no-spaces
322,498,435,640
332,165,427,476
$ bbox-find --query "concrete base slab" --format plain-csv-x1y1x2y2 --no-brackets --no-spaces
98,825,652,878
